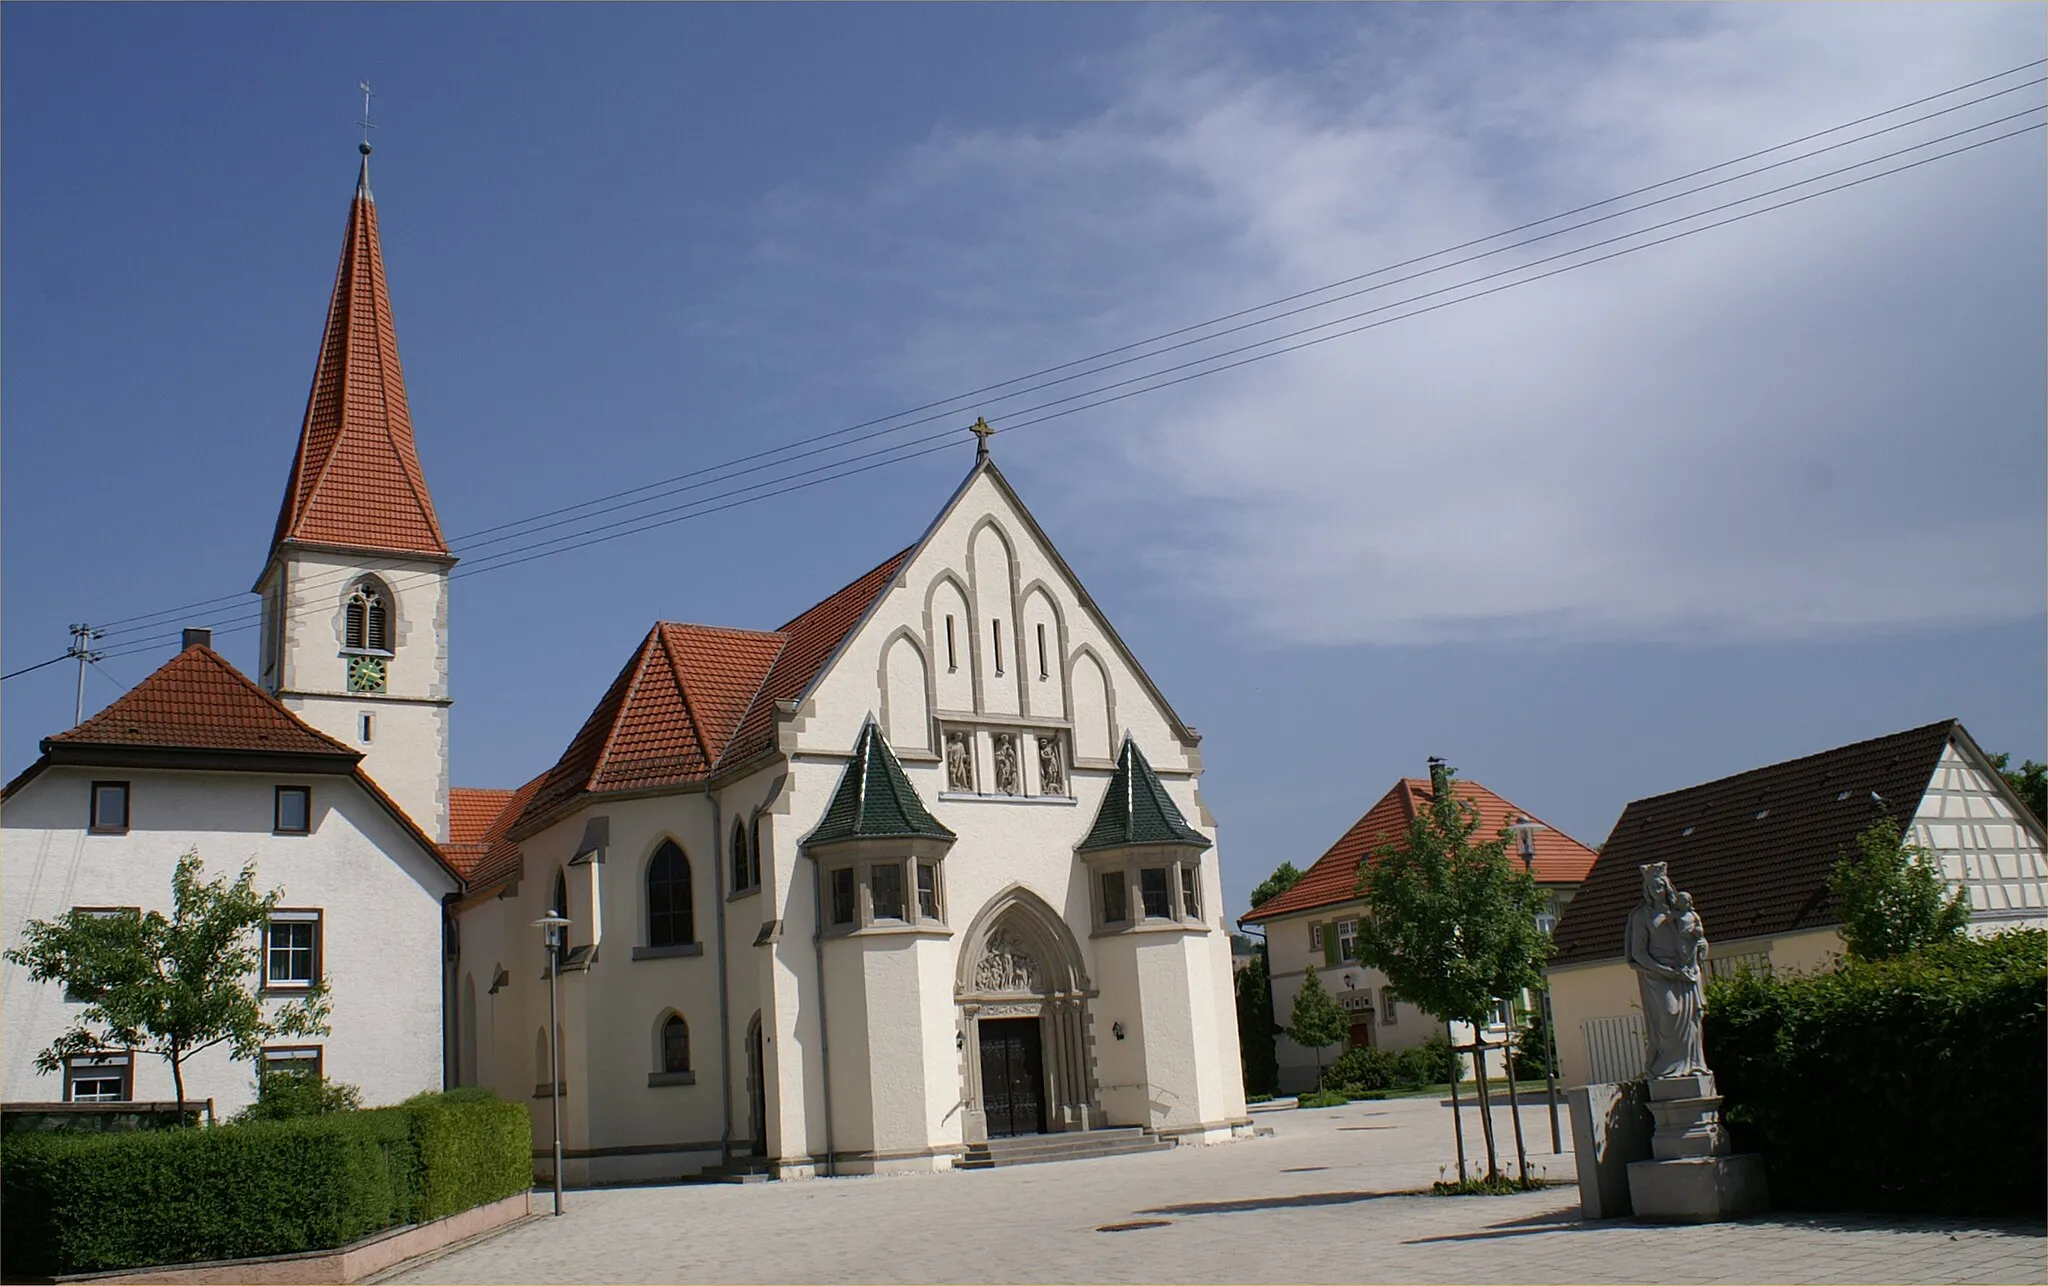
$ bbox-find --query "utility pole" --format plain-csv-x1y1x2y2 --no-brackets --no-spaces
67,624,104,726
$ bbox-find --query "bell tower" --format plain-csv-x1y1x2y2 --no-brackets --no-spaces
255,142,453,842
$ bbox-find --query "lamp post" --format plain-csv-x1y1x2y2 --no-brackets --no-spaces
532,912,570,1216
1507,816,1563,1153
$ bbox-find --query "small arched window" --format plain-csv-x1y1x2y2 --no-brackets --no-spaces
661,1014,690,1074
647,841,694,948
731,820,750,891
749,816,763,888
344,581,390,653
551,870,571,953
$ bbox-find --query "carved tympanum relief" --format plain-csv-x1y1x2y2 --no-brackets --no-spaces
975,929,1043,993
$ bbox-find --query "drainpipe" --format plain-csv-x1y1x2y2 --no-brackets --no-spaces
810,854,837,1177
710,793,733,1168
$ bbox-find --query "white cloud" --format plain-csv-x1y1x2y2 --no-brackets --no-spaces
750,4,2046,644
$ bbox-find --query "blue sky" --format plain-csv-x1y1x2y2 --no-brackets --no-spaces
6,4,2043,926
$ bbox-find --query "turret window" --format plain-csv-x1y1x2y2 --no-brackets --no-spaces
344,582,390,653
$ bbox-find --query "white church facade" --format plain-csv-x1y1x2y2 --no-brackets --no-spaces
0,145,1249,1179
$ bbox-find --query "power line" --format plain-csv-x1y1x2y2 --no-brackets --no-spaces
87,115,2043,667
1,654,72,682
83,59,2046,642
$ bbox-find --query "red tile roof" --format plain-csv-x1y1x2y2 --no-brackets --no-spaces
1240,777,1600,924
47,646,359,758
512,547,912,835
447,786,517,876
269,156,448,562
456,773,548,889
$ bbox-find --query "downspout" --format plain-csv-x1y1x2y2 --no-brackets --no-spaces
710,792,733,1167
810,852,837,1177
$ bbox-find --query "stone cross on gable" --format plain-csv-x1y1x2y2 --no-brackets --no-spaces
970,416,995,462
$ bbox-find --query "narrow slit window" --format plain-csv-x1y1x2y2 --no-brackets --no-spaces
945,616,957,672
991,620,1004,675
359,713,374,743
1036,624,1048,679
916,861,940,920
1180,866,1200,921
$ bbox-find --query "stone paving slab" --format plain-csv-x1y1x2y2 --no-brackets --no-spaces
390,1097,2045,1284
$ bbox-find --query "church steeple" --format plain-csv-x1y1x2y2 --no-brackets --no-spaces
268,142,449,564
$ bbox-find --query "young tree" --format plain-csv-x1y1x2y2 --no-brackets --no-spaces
1250,861,1305,910
1990,752,2047,826
1287,963,1348,1080
5,850,331,1119
1234,942,1280,1097
1353,764,1551,1179
1827,818,1970,962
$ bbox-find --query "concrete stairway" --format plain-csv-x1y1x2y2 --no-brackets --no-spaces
957,1127,1173,1170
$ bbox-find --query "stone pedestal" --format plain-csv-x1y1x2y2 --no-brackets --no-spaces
1625,1074,1769,1222
1566,1082,1653,1220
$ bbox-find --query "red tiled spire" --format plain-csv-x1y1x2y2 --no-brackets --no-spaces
269,147,450,561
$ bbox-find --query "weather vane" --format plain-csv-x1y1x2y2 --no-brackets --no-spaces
357,81,377,150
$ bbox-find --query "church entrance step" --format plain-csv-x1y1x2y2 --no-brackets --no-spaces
957,1128,1172,1170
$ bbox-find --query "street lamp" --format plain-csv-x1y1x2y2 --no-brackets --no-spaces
532,912,570,1216
1505,816,1563,1154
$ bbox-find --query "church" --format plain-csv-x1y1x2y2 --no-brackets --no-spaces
1,145,1250,1180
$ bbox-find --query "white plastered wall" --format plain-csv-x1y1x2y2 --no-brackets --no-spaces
1,765,453,1113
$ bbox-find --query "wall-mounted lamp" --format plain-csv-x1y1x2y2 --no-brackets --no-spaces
956,1030,966,1050
1112,1021,1126,1041
1342,972,1356,991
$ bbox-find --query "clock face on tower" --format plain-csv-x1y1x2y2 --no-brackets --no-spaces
347,655,387,694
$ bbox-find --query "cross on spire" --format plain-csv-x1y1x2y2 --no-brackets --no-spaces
970,416,995,463
357,81,377,152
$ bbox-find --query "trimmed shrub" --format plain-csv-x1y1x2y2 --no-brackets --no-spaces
234,1070,365,1123
1399,1031,1463,1088
1322,1044,1401,1093
1705,929,2046,1216
1,1089,531,1277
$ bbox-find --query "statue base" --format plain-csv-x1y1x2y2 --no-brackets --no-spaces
1627,1074,1768,1221
1627,1153,1769,1222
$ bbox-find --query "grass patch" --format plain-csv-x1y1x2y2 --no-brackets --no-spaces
1431,1173,1554,1196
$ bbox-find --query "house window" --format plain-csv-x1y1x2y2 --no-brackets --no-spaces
1180,867,1201,921
262,1045,323,1083
1490,999,1514,1029
1309,923,1324,952
1381,988,1399,1025
1036,623,1049,679
359,713,374,743
274,786,311,835
917,861,941,920
647,841,694,947
945,616,958,672
1139,867,1171,919
265,912,320,988
748,817,763,888
870,862,906,921
1338,919,1359,963
830,867,857,926
89,782,129,833
1099,870,1128,925
991,620,1005,675
661,1015,690,1074
731,820,752,892
64,1052,131,1103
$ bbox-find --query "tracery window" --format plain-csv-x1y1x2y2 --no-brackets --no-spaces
647,842,694,947
343,580,391,693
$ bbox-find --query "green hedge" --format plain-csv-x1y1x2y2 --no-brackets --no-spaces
2,1089,530,1277
1704,928,2046,1216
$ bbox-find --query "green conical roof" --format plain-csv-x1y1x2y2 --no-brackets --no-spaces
1076,735,1211,853
803,720,956,848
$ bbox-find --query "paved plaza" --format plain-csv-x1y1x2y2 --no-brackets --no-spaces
387,1096,2045,1284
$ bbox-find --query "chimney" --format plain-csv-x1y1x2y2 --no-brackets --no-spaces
182,628,212,651
1426,756,1447,798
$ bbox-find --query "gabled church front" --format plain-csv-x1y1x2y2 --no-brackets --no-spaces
0,145,1249,1177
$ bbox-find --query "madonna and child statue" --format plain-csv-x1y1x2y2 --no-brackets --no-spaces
1624,861,1711,1081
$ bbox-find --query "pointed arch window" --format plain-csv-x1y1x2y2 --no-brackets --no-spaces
748,816,763,889
344,581,391,653
647,841,695,948
662,1014,690,1073
551,870,571,955
731,821,752,893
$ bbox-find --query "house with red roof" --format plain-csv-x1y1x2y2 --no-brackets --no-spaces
0,148,466,1116
1238,767,1598,1095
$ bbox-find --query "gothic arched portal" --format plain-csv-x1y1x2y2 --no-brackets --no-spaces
955,886,1100,1139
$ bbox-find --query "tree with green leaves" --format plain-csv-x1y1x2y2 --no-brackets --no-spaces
1827,818,1969,962
1353,763,1552,1180
1287,963,1348,1079
1250,861,1305,910
5,850,331,1119
1234,942,1280,1096
1990,752,2047,826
